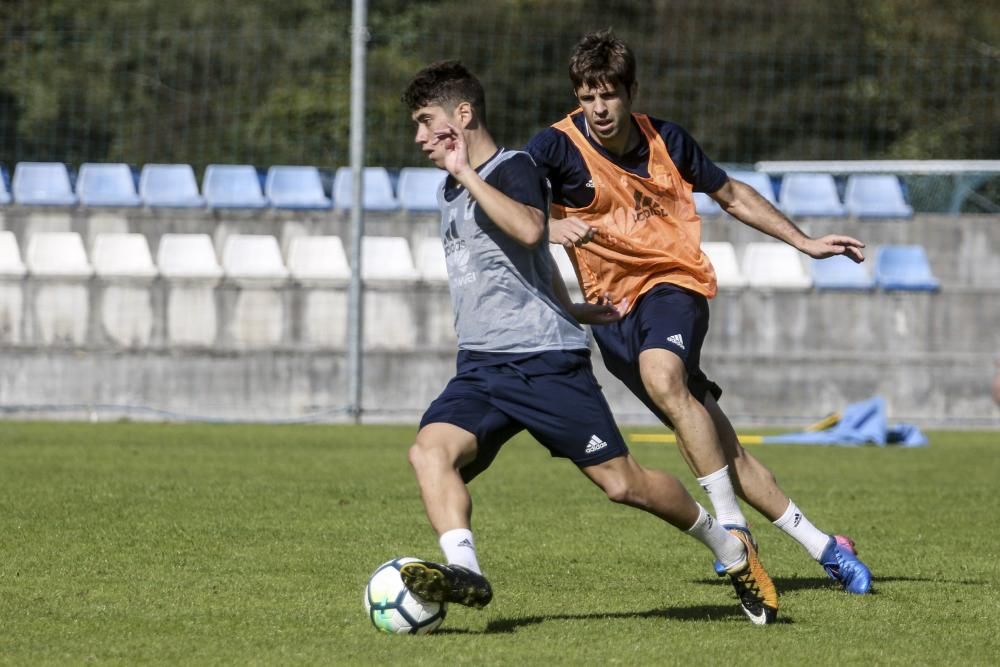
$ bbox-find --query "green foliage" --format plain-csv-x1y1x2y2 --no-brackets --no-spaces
1,422,999,664
0,0,996,168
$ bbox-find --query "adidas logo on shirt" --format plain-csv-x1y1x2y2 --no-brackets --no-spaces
667,333,685,350
585,434,608,454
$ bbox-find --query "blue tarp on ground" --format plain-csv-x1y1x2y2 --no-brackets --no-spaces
762,396,928,447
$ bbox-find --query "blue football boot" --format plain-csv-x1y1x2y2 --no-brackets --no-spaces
713,525,757,576
819,535,872,594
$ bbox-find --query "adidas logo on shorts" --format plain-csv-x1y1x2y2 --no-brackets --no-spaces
667,333,685,350
585,434,608,454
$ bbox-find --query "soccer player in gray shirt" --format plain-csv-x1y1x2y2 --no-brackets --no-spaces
396,60,778,625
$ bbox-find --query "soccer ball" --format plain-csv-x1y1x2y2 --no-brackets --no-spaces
364,557,447,635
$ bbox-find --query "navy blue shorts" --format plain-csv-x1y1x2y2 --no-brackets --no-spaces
591,284,722,428
420,349,629,481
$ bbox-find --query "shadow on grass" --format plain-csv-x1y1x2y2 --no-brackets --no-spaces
434,605,792,634
692,573,985,595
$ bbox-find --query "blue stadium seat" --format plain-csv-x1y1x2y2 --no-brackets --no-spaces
693,192,723,217
12,162,77,206
728,171,778,205
139,164,205,208
811,254,875,290
0,165,10,204
844,175,913,218
265,166,331,209
334,167,400,211
203,164,268,209
76,163,141,207
875,245,940,291
397,167,446,212
779,173,847,217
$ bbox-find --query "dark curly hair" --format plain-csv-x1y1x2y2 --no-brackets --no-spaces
568,29,636,94
401,60,488,127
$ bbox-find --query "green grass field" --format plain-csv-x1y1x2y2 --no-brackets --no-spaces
1,422,998,665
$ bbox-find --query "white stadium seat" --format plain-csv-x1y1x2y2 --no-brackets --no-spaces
701,241,747,289
741,242,812,289
361,236,419,281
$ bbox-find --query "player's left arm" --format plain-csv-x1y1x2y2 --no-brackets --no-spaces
710,178,866,262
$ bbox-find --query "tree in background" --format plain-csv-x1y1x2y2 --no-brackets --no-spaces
0,0,996,172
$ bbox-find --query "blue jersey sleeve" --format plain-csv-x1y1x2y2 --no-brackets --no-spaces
484,151,549,214
526,127,592,208
655,120,729,194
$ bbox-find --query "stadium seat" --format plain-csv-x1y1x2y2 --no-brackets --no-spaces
91,233,156,347
25,232,91,345
334,167,400,211
728,171,778,205
810,254,875,290
222,235,288,348
0,231,24,343
289,237,351,348
875,245,940,291
156,234,223,280
91,233,157,278
549,244,580,286
693,192,723,217
844,175,914,218
76,163,141,207
778,173,847,217
397,167,447,212
414,237,449,283
203,165,268,209
25,232,93,277
221,234,289,281
0,165,11,205
361,236,419,280
265,166,331,209
0,231,26,276
12,162,78,206
741,242,812,289
286,235,351,283
156,234,221,347
701,241,747,288
139,164,205,208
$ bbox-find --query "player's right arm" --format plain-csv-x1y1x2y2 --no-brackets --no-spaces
439,125,545,247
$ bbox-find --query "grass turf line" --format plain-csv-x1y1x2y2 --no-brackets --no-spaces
0,422,998,665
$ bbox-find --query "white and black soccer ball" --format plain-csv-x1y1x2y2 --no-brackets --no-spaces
364,557,447,635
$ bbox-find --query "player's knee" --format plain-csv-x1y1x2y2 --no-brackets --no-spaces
644,372,692,415
602,478,633,505
408,439,446,473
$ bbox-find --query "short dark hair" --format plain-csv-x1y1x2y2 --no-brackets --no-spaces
568,29,636,93
401,60,488,126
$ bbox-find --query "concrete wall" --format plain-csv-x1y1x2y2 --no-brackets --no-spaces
1,206,998,427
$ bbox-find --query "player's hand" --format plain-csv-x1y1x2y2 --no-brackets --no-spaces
569,293,628,325
549,217,596,248
433,123,471,179
801,235,866,263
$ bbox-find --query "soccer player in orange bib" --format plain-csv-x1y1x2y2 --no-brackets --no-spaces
527,29,872,594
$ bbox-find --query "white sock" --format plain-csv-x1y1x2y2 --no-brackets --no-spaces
686,504,747,571
439,528,482,574
697,465,748,528
773,501,831,560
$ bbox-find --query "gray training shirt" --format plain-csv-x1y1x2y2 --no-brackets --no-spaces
436,148,588,353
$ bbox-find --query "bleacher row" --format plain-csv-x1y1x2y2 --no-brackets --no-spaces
1,162,914,218
0,228,940,290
